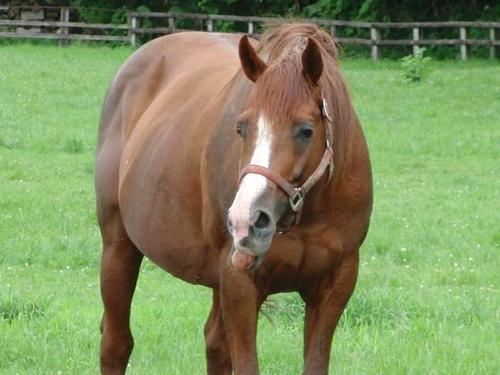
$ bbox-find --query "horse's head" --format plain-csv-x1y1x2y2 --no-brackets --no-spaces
227,35,332,270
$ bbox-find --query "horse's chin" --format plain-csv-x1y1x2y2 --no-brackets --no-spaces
230,249,257,270
229,246,266,270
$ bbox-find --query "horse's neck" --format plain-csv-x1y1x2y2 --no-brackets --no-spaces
221,72,253,121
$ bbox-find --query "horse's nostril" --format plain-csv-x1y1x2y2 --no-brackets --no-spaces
239,236,250,248
254,210,271,229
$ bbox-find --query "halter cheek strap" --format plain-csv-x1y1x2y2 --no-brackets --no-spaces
238,96,335,230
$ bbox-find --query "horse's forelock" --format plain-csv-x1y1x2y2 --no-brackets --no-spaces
250,55,313,125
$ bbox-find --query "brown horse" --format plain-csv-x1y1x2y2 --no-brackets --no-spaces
95,23,372,374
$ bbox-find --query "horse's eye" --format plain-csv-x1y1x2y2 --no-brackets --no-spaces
236,122,247,137
300,128,313,139
295,124,314,142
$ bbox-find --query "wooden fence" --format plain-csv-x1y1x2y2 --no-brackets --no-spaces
0,6,499,60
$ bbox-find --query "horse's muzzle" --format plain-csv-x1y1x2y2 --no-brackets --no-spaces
227,208,275,270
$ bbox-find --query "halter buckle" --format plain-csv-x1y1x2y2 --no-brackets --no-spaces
289,188,305,212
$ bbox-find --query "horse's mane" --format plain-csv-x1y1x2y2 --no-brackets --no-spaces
254,23,354,180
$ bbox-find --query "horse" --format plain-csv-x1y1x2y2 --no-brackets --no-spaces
95,23,372,374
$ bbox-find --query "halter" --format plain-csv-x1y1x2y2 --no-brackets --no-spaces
238,95,335,232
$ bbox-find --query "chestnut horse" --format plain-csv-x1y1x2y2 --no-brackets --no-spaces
95,23,372,374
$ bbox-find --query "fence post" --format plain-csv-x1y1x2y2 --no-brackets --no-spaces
206,19,213,32
490,27,496,59
371,27,380,61
168,16,175,33
59,7,69,47
330,24,336,39
412,27,420,57
460,26,467,60
247,21,254,35
128,15,138,47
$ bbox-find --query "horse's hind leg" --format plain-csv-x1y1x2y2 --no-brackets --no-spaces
99,209,143,375
204,290,232,375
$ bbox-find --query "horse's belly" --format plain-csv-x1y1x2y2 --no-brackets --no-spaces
119,165,220,286
115,53,237,285
117,113,220,285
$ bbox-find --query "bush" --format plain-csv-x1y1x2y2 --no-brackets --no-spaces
400,47,432,83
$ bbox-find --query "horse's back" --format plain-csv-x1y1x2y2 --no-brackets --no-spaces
97,32,240,153
96,32,242,284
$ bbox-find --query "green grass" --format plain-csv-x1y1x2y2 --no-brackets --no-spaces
0,43,499,374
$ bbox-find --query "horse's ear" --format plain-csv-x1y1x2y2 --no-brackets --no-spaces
302,37,323,85
239,35,267,82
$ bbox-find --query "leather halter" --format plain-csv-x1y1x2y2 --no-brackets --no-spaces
238,96,335,231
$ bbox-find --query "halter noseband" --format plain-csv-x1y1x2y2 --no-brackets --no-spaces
238,96,335,231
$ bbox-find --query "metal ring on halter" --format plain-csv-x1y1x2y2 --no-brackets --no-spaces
289,187,305,212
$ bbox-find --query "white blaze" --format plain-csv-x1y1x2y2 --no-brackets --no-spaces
228,115,273,242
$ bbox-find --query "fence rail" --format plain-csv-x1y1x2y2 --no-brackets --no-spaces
0,6,498,60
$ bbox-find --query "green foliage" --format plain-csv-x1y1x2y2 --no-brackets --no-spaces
36,1,500,59
62,1,500,23
400,47,432,83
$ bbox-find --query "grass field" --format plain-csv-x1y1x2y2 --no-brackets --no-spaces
0,43,499,374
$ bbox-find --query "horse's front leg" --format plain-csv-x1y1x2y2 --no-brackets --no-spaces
204,289,232,375
301,250,359,375
219,260,262,375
